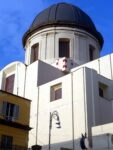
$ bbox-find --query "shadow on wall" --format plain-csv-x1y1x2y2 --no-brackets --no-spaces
31,133,113,150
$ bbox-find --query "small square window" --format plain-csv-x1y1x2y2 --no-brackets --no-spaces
51,83,62,102
99,82,108,99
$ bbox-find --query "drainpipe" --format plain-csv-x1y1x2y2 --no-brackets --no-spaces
71,72,75,150
83,67,88,134
36,86,40,145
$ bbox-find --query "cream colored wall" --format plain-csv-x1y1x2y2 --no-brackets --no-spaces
25,27,100,66
24,61,39,147
0,125,28,147
0,62,26,97
36,67,95,149
38,74,73,149
72,57,113,125
0,91,30,147
0,25,112,150
73,53,113,80
25,60,64,147
35,64,113,150
92,123,113,150
0,52,113,149
0,91,31,125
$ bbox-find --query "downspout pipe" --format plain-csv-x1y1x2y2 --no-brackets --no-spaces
71,72,75,150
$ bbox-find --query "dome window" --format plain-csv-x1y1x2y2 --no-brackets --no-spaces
31,43,39,63
89,45,95,61
59,39,70,58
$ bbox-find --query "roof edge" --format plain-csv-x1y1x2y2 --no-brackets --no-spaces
22,23,104,49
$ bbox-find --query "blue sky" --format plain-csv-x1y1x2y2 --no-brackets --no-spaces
0,0,113,69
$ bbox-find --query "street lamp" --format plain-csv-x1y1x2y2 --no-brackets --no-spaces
48,111,61,150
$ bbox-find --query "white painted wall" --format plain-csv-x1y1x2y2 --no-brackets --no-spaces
0,14,112,149
35,66,113,150
38,74,73,149
0,52,113,149
0,53,113,149
0,61,26,97
25,27,100,66
92,123,113,150
72,53,113,80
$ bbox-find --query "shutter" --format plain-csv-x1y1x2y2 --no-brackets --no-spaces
2,101,7,116
13,105,19,119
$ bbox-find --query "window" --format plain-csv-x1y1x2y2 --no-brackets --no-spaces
31,43,39,63
99,87,104,97
1,135,13,150
99,82,108,98
51,83,62,102
89,45,95,61
5,74,15,93
59,39,70,58
2,102,19,121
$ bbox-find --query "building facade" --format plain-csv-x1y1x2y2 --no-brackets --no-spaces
0,90,31,149
0,2,113,150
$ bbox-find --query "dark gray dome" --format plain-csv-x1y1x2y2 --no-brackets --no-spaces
23,2,103,47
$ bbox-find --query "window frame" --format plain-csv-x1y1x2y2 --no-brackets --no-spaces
98,82,108,99
59,38,70,58
2,101,19,121
31,43,39,63
89,45,95,61
1,135,13,150
5,74,15,93
50,83,62,102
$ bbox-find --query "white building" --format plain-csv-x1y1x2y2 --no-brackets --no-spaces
0,2,113,150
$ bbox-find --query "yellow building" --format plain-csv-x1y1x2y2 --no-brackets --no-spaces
0,90,31,149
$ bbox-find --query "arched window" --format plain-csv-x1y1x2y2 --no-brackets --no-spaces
31,43,39,63
59,39,70,58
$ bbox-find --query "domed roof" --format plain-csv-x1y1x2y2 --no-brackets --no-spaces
23,2,103,47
